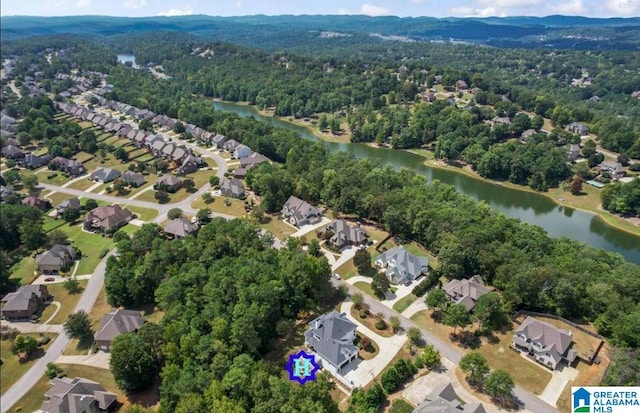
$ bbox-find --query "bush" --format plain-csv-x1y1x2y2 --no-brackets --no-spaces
39,335,51,345
359,309,368,318
47,173,58,179
412,271,441,297
45,362,63,379
414,357,425,369
98,249,109,258
375,319,387,330
630,164,640,172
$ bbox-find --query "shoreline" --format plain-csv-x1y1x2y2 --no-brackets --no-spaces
212,99,640,238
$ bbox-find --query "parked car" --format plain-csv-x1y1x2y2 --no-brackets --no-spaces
333,273,341,280
404,280,412,286
44,277,55,282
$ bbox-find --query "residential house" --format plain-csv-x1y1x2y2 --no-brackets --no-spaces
151,138,168,155
126,129,138,141
567,122,590,136
1,285,51,321
442,275,490,312
94,309,145,351
117,125,132,137
133,130,147,147
413,382,486,413
1,145,24,159
176,154,203,175
169,145,188,164
520,129,537,143
511,316,578,370
419,92,437,103
220,178,246,199
281,195,322,227
212,134,229,148
155,175,182,192
164,217,198,239
56,197,81,215
491,116,511,126
0,185,17,202
374,246,429,285
223,139,240,152
567,144,581,162
233,144,252,159
84,204,133,233
304,310,359,372
39,377,117,413
122,171,145,187
90,167,121,183
599,161,626,179
455,79,469,90
51,156,86,176
240,153,270,169
36,244,77,274
22,195,50,210
325,219,367,249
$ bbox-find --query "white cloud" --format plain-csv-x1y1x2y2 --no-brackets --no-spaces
123,0,147,10
478,0,540,7
551,0,587,14
234,1,242,9
157,7,194,17
75,0,91,8
606,0,640,16
360,4,391,16
449,6,505,17
338,8,351,15
449,6,475,16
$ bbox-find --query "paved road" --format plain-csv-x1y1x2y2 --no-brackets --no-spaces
330,279,560,413
0,251,114,413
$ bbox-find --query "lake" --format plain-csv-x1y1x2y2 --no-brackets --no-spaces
213,101,640,264
116,54,138,69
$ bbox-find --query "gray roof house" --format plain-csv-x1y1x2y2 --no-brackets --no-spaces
220,178,246,199
94,309,145,350
413,382,486,413
511,316,578,370
51,156,86,176
21,153,52,169
176,154,202,175
40,377,117,413
164,217,198,239
325,219,367,249
36,244,77,274
374,246,429,285
212,134,229,148
281,195,322,227
1,145,24,159
599,161,626,178
240,152,270,169
567,144,581,162
155,175,182,192
223,139,240,152
90,167,121,183
442,275,490,312
304,311,359,372
84,205,133,233
57,197,81,215
1,285,51,321
122,171,146,187
567,122,590,136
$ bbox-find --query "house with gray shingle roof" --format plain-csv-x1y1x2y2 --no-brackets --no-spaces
36,244,77,274
599,161,626,179
511,316,577,370
374,246,429,285
1,145,24,159
56,197,81,215
413,382,487,413
567,122,589,136
281,196,322,227
442,275,490,312
325,219,368,250
304,311,358,372
90,167,121,183
1,285,51,321
212,134,229,148
40,376,117,413
164,217,198,239
94,309,145,350
154,175,182,192
220,178,246,199
122,171,145,187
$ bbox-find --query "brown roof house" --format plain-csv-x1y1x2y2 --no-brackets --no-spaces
40,377,117,413
22,195,51,210
325,219,367,250
164,217,198,239
281,195,322,227
220,178,246,199
94,309,145,350
36,244,77,274
1,285,51,321
304,311,358,372
511,316,578,370
84,204,133,233
121,171,146,188
442,275,490,312
154,175,182,193
413,382,486,413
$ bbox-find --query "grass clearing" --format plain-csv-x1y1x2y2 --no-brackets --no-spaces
43,191,74,206
191,196,248,217
72,151,94,163
334,258,358,280
40,172,72,186
259,214,297,239
46,281,89,324
67,177,97,191
58,223,114,275
126,205,158,222
354,281,375,297
9,256,38,286
351,305,395,338
393,294,418,313
389,399,415,413
0,333,57,395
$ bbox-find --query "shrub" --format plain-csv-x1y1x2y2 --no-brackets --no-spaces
375,319,387,330
39,335,51,345
412,271,441,297
45,362,63,379
414,357,425,369
47,173,58,179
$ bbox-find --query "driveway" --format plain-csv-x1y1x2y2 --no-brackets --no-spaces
291,217,332,238
55,351,110,369
0,322,63,334
31,274,92,285
538,363,578,407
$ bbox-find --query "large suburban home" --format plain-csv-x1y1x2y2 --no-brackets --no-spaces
94,309,145,351
21,153,52,169
155,175,182,193
567,122,590,136
220,178,246,199
39,377,117,413
121,171,146,187
567,144,581,162
281,195,323,227
164,217,198,239
223,139,240,152
413,381,486,413
325,219,367,250
599,161,626,179
232,144,252,159
442,275,490,312
176,154,203,175
56,197,81,216
1,285,51,321
90,167,121,183
304,311,359,372
240,152,270,169
22,195,51,211
1,144,24,159
84,204,133,233
374,246,429,285
511,316,578,370
212,134,229,148
51,156,86,176
36,244,77,274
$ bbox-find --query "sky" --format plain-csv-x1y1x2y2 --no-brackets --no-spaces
1,0,639,19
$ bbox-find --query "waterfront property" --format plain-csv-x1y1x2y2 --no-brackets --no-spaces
511,316,578,370
442,275,490,312
281,195,322,227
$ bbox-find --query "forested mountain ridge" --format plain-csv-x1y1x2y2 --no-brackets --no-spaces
2,14,640,50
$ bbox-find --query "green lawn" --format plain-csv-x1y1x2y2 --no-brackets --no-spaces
135,153,156,163
42,281,89,324
57,224,114,275
43,191,73,207
72,151,94,163
191,196,248,218
334,257,358,280
0,333,57,395
393,294,418,313
354,281,374,296
128,147,150,159
10,256,38,286
67,178,97,191
42,216,68,232
259,215,297,239
389,399,414,413
127,205,158,222
39,171,72,186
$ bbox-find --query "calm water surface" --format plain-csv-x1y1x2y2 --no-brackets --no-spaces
116,54,138,69
213,101,640,264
